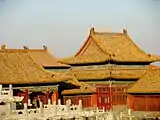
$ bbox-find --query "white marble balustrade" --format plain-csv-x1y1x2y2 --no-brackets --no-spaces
6,99,112,120
0,85,113,120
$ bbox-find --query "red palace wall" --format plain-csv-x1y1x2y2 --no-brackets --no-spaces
96,84,111,110
111,85,128,105
64,95,96,108
64,84,128,110
127,95,160,111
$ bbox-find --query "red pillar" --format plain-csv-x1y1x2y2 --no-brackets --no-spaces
51,91,59,104
109,84,112,110
18,92,21,97
25,89,28,104
46,91,50,104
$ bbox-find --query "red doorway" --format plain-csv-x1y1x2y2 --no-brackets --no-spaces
96,84,111,111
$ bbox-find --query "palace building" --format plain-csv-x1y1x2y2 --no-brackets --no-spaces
60,27,160,110
0,45,80,108
16,45,95,106
2,27,160,111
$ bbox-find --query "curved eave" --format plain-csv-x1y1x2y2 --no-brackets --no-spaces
72,69,146,80
62,82,96,95
75,76,141,81
43,64,71,68
43,65,71,69
114,55,160,63
60,57,159,65
62,91,95,96
59,56,108,65
127,91,160,94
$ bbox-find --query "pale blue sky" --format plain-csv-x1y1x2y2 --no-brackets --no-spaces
0,0,160,60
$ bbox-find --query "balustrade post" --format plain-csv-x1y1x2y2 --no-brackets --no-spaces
128,108,131,115
0,84,2,92
9,84,13,97
40,101,44,117
28,99,32,107
24,103,28,117
66,100,69,111
68,99,71,106
53,101,56,105
108,111,114,120
48,99,51,108
58,99,61,105
78,99,82,112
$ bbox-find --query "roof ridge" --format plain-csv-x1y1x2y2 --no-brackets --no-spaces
26,51,69,76
90,27,123,57
1,49,28,53
23,45,69,64
90,34,112,57
90,27,160,62
126,35,151,57
27,49,45,51
1,48,45,52
1,45,71,67
44,49,59,61
74,27,111,57
95,32,123,35
43,49,72,66
74,33,111,59
0,50,66,76
91,27,125,35
74,36,91,57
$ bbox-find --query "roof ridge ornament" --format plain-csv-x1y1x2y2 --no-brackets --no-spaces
43,45,47,50
1,44,7,50
90,27,95,36
23,45,29,50
123,29,127,35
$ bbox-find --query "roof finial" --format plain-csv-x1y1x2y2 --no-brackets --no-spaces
23,45,29,50
123,29,127,35
123,23,128,35
1,44,7,50
90,27,95,35
43,45,47,50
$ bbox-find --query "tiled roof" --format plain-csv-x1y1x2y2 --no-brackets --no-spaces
61,28,160,64
2,45,71,68
127,67,160,93
61,37,109,64
0,49,77,85
28,46,70,68
62,82,96,95
71,65,148,80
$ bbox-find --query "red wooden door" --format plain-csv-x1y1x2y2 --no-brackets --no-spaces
96,84,111,111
